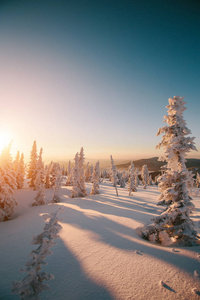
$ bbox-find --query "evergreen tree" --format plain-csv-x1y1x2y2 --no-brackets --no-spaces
0,143,17,221
71,153,79,198
66,161,73,186
32,148,45,206
110,155,118,196
142,96,198,246
12,208,62,299
50,162,60,188
91,161,100,195
45,163,51,189
27,141,38,189
128,162,137,195
141,165,150,189
78,147,87,197
119,170,126,188
85,162,91,182
17,153,25,189
135,168,139,187
51,168,62,203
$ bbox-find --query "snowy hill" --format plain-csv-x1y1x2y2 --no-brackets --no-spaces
1,179,200,299
116,157,200,172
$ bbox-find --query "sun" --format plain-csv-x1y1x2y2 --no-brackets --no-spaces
0,132,12,154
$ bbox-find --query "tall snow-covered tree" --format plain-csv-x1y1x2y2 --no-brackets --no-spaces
119,170,126,188
78,147,87,197
17,153,25,189
141,165,150,189
142,96,198,246
0,143,17,221
128,162,137,195
45,163,51,189
91,161,100,195
135,168,139,187
32,148,45,207
13,151,25,189
50,162,60,188
51,168,62,203
27,141,38,189
84,162,91,182
71,153,80,198
66,161,73,186
110,155,118,196
12,208,62,299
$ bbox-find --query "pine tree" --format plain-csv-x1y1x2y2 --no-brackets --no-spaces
12,208,62,299
51,168,62,203
110,155,118,196
66,161,73,186
32,148,45,206
91,161,100,195
135,168,139,187
142,96,198,246
85,162,91,182
128,162,137,195
119,170,126,188
14,151,25,189
44,164,51,189
50,162,60,188
141,165,150,189
27,141,38,189
71,153,79,198
17,153,25,189
0,143,17,221
78,147,87,197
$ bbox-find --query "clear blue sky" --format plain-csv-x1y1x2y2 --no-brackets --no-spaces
0,0,199,162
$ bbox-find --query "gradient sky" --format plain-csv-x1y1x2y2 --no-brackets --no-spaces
0,0,199,162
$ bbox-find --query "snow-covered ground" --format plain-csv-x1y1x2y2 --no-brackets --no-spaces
1,179,200,299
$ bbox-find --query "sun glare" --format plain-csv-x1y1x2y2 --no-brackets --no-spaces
0,132,12,154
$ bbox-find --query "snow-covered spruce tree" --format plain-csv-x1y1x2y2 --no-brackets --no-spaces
71,153,79,198
128,162,137,195
14,151,25,189
85,162,91,182
17,153,26,189
110,155,118,196
141,165,150,189
135,168,139,187
50,162,60,188
119,170,126,188
142,96,198,246
32,148,45,207
12,208,62,299
91,161,100,195
0,143,17,221
78,147,87,197
27,141,38,189
66,161,73,186
51,168,62,203
44,163,51,189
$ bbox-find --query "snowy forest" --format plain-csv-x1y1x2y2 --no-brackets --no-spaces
1,96,200,299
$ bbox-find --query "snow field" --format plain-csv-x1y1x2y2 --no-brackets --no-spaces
1,179,200,299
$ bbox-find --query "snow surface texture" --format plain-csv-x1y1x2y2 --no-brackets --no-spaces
1,178,200,299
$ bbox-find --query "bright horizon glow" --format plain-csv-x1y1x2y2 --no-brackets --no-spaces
0,1,199,164
0,131,12,154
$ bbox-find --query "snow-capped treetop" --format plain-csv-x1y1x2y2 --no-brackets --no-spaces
156,96,197,171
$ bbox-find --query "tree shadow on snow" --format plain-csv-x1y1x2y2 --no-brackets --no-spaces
42,237,114,300
58,205,200,281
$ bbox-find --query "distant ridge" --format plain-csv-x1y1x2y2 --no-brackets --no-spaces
116,157,200,171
